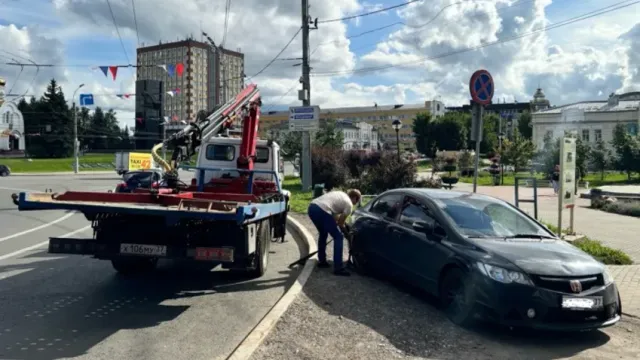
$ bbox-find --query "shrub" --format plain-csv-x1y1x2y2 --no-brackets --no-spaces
355,152,417,194
601,200,640,218
573,238,633,265
414,176,442,189
342,150,382,178
311,147,348,190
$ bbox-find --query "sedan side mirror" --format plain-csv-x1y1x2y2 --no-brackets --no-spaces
412,220,433,233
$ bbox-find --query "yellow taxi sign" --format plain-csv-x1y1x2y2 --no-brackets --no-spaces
128,152,153,171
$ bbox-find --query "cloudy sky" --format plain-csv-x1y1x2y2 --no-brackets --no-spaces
1,0,639,129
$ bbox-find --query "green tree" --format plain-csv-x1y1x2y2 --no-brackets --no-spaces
314,119,343,149
412,112,432,155
497,128,535,172
425,112,467,153
280,131,302,160
517,111,532,139
590,139,612,180
610,123,640,179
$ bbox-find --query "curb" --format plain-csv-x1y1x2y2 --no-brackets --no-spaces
227,216,317,360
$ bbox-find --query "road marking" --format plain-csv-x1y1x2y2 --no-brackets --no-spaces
0,225,92,261
0,186,37,192
0,212,76,243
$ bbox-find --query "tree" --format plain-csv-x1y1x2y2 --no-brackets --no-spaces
497,128,535,172
517,111,532,139
590,139,612,180
412,112,432,155
314,119,344,149
280,131,302,160
610,123,640,180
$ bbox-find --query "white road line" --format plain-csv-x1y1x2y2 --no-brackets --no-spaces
0,225,92,262
0,212,76,243
0,186,37,192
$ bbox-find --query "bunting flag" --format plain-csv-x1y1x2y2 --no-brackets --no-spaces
92,62,184,81
116,93,133,99
136,117,144,124
176,62,184,76
167,64,176,77
166,88,181,97
108,66,118,80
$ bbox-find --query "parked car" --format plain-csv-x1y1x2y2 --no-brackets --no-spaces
115,169,163,193
0,164,10,177
349,188,621,331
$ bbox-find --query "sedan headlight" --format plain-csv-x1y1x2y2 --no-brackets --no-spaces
476,262,533,286
603,268,614,285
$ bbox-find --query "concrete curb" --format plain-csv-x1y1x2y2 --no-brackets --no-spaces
227,216,317,360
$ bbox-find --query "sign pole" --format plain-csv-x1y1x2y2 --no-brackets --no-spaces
468,69,493,194
300,0,313,192
472,102,483,193
558,136,577,237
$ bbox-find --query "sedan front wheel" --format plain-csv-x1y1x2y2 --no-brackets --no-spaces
439,268,476,327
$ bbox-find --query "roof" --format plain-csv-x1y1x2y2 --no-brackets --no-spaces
378,188,500,202
535,100,640,114
263,103,428,116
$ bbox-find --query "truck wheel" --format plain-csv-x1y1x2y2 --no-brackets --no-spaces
248,220,271,278
111,257,158,275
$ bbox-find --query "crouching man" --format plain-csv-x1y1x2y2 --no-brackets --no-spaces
307,188,361,276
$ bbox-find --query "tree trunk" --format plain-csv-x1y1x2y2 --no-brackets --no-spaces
600,169,604,181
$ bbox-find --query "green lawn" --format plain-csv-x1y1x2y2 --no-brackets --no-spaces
2,154,115,173
460,172,546,186
282,176,313,213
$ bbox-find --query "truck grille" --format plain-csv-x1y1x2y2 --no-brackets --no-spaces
531,274,604,293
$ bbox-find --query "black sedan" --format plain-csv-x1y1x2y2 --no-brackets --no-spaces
115,169,163,193
0,164,10,177
349,188,622,331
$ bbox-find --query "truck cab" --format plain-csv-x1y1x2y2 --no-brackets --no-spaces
193,136,284,186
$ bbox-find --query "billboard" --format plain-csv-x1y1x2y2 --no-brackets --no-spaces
559,137,577,208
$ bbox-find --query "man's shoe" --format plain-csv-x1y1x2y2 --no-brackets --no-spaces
333,268,351,276
317,261,330,268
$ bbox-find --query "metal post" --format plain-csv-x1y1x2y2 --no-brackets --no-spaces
472,103,483,193
300,0,312,191
395,130,400,161
557,198,563,238
73,102,78,174
162,122,167,160
569,206,575,235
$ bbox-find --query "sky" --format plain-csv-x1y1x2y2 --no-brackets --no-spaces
0,0,639,129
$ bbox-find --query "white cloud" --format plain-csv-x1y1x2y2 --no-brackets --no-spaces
1,0,640,131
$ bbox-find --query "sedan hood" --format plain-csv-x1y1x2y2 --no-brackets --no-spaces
470,238,605,276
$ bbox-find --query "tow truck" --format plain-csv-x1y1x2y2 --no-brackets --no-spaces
11,84,289,278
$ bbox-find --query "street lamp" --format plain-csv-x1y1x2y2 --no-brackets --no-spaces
72,83,85,174
392,118,402,161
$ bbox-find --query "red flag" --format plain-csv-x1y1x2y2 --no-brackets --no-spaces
136,117,143,124
176,62,184,76
124,94,131,98
109,66,118,80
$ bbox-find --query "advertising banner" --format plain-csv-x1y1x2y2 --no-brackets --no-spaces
559,137,576,208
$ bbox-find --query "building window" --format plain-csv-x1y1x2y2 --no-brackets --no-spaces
581,129,590,142
545,130,553,140
594,129,602,142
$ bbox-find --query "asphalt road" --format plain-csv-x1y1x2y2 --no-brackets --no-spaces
0,173,302,360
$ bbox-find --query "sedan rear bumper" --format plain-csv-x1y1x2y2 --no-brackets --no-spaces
470,273,622,331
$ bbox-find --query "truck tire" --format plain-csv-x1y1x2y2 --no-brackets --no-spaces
247,220,271,278
111,257,158,275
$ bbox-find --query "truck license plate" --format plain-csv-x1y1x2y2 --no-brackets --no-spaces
120,244,167,257
195,247,234,262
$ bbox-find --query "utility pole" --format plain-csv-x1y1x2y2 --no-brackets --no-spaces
300,0,312,191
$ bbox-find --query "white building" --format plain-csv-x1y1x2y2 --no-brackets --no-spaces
532,92,640,150
0,101,26,153
336,120,380,151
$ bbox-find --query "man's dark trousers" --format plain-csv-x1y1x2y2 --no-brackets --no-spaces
307,203,344,270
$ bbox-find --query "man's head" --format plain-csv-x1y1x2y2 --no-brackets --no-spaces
347,189,361,205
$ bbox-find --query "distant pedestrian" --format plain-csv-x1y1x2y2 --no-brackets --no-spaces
551,164,560,195
307,189,361,276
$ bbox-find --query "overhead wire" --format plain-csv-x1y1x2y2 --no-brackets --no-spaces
131,0,141,46
246,27,302,80
222,0,232,47
311,0,640,77
106,0,131,64
318,0,422,24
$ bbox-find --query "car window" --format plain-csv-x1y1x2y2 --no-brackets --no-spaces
206,144,235,161
437,198,549,238
369,194,403,219
256,147,269,163
399,198,436,228
124,172,153,184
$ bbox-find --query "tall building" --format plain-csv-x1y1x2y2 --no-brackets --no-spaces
136,39,245,122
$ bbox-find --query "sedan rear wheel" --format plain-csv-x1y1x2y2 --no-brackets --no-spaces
439,268,475,327
349,235,372,275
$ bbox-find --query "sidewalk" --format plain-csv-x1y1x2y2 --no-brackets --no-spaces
453,182,640,318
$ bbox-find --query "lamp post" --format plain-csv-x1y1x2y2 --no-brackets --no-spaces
392,118,402,161
72,84,85,174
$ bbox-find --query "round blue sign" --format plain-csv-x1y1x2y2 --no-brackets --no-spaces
469,70,494,105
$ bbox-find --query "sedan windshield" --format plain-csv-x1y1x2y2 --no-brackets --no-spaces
123,172,154,185
435,197,551,238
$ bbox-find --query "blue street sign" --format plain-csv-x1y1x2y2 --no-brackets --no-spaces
79,94,94,106
469,70,494,105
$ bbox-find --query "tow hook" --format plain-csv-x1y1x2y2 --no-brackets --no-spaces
11,193,19,206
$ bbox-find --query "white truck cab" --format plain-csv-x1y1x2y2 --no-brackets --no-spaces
193,136,285,186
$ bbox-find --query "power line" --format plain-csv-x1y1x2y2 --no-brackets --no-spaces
246,27,302,80
311,0,640,77
106,0,131,64
222,0,232,47
131,0,141,46
318,0,422,24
